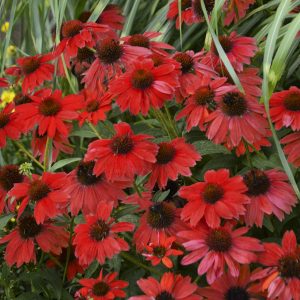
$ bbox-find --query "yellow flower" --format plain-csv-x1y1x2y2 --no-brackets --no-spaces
1,22,9,33
7,45,16,57
1,90,15,108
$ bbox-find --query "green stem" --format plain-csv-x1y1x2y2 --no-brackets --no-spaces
43,137,52,172
152,109,172,139
164,105,179,137
14,141,44,169
62,216,75,283
48,253,64,269
87,122,102,139
120,252,161,275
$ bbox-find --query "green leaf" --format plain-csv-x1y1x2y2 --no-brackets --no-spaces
121,0,142,37
193,140,229,156
70,129,98,138
50,157,81,172
87,0,110,22
200,0,244,93
0,213,13,231
261,0,300,199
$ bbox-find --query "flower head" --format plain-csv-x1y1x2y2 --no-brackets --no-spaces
73,202,135,265
180,168,249,228
85,122,158,182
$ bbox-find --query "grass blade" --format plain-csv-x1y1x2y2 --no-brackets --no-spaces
121,0,142,37
200,0,244,93
87,0,110,22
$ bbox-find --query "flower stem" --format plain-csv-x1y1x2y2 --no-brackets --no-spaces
14,141,44,170
87,122,102,139
62,216,75,283
164,104,179,137
120,252,161,275
43,137,52,171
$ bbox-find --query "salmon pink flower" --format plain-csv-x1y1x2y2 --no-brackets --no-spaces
82,37,151,93
243,168,296,227
78,269,128,300
133,197,187,251
210,32,257,72
254,230,300,300
176,76,234,131
129,272,202,300
84,122,158,182
199,265,261,299
65,160,128,216
224,0,255,25
0,165,24,214
142,235,183,268
5,53,56,93
270,86,300,130
15,88,83,137
179,222,263,284
122,32,174,56
0,102,21,148
9,172,69,224
147,138,201,189
281,132,300,167
0,214,68,267
205,91,269,150
73,202,135,265
180,168,249,228
109,58,178,115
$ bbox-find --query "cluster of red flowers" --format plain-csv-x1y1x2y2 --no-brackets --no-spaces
0,1,300,299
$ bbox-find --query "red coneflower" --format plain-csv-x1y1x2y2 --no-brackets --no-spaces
205,91,269,151
78,89,112,126
5,53,55,93
57,20,109,59
84,122,158,182
179,222,263,284
176,76,235,131
9,172,69,224
172,50,216,101
224,0,255,25
31,128,73,163
73,202,135,265
209,32,257,72
82,37,151,93
15,88,83,137
281,132,300,167
270,86,300,131
147,138,201,189
180,169,248,228
0,102,21,148
199,265,261,299
133,197,187,251
109,58,178,115
79,5,125,31
0,77,8,87
65,160,128,216
167,0,215,29
78,269,128,300
242,168,296,227
129,272,202,300
0,214,68,267
254,230,300,300
0,165,24,214
216,65,262,102
142,235,183,268
122,32,174,56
